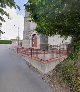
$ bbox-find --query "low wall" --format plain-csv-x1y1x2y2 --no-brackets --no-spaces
23,55,67,74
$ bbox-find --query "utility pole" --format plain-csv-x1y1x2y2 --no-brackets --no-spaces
14,25,20,46
18,27,19,46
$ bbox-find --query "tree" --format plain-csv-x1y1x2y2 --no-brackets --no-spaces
0,0,20,25
25,0,80,59
25,0,80,91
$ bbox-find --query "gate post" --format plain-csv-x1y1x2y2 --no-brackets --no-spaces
43,50,45,61
36,49,38,58
31,48,32,58
17,48,18,53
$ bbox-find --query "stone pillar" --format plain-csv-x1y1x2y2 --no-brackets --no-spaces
40,34,48,50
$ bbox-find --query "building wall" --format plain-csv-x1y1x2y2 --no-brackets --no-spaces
48,35,71,46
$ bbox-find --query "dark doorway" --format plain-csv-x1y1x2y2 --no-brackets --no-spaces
32,34,37,47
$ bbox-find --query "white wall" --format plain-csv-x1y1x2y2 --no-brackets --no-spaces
48,35,71,45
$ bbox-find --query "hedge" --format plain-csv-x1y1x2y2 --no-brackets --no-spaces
0,40,12,44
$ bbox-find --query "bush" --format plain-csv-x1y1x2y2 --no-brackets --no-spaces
0,40,12,44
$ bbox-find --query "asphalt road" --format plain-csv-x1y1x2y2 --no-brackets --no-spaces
0,44,53,92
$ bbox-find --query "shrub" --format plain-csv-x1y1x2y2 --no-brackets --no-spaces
0,40,12,44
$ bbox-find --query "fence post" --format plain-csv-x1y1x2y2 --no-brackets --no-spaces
52,50,54,58
36,49,38,58
33,48,34,57
31,48,32,58
24,49,26,55
27,48,29,56
17,48,18,53
43,50,45,61
59,45,61,62
55,48,57,58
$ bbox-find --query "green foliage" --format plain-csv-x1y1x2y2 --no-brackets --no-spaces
61,60,80,92
25,0,80,37
0,0,20,25
25,1,80,91
0,30,3,34
25,0,80,59
0,40,12,44
55,58,80,92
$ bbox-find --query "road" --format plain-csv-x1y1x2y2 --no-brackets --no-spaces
0,44,53,92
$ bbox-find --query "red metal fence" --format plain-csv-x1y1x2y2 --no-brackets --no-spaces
17,45,68,63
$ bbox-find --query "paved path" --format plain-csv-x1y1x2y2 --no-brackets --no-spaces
0,44,53,92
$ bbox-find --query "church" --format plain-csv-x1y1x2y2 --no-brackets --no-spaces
22,11,48,50
22,11,71,50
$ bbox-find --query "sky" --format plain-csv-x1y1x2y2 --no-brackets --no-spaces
14,0,28,16
1,0,28,40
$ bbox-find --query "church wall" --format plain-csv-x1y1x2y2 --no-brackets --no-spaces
22,39,30,48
